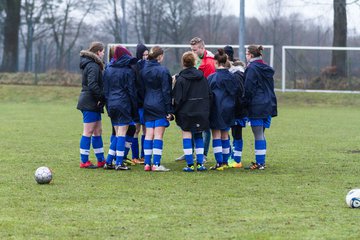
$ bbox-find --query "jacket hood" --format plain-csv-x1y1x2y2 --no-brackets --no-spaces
111,54,137,68
80,50,104,70
179,67,204,81
229,65,245,74
251,61,274,79
136,43,149,60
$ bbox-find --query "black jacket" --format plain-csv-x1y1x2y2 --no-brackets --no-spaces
173,67,210,132
77,50,105,113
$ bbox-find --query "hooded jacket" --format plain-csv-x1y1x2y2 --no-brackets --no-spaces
77,50,105,113
208,68,240,129
103,54,138,123
244,59,277,118
173,67,210,132
141,59,173,122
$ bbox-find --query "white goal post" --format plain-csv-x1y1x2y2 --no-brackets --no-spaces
282,46,360,93
107,43,274,67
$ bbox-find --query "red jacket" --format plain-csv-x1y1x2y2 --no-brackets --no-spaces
198,50,216,78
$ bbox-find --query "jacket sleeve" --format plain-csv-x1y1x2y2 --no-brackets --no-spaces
173,76,183,114
87,62,104,102
244,67,258,104
127,70,139,122
161,69,173,114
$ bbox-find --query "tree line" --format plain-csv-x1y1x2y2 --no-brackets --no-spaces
0,0,359,79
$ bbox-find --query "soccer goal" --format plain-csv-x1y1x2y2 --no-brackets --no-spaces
282,46,360,93
107,43,274,75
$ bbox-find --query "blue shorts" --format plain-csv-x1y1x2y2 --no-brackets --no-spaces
249,116,272,128
82,111,101,123
234,118,248,128
145,118,170,128
138,108,145,125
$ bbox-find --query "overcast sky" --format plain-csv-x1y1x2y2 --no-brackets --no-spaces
225,0,359,36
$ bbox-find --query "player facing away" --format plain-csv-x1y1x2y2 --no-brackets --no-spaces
244,45,277,170
173,51,211,172
141,46,174,172
208,49,241,171
77,41,106,169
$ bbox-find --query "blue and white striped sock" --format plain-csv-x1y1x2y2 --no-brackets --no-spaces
195,136,204,165
80,135,91,163
233,139,243,163
183,138,193,166
124,135,132,159
212,139,223,164
115,136,126,166
106,136,117,164
143,139,153,166
222,139,230,164
92,136,104,162
153,139,163,166
255,140,266,165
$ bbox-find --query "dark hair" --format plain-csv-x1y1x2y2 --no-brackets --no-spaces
247,45,263,58
88,41,104,54
190,37,204,47
148,46,164,60
214,48,228,66
181,51,196,68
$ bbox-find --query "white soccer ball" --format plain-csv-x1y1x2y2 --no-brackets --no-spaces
34,166,53,184
345,189,360,208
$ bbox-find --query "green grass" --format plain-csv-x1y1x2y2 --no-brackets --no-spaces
1,85,360,239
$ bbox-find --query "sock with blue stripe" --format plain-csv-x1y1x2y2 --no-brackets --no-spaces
115,136,126,166
92,136,104,162
183,138,193,166
153,139,163,166
212,139,223,164
80,135,91,163
143,139,153,166
233,139,243,163
131,136,139,159
106,136,117,164
194,136,204,165
255,140,266,165
222,139,230,164
124,135,133,159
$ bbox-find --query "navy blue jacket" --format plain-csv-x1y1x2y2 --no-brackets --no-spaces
141,60,173,122
244,60,277,118
208,68,240,129
103,55,138,123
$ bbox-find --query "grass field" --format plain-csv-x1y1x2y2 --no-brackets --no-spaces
1,84,360,239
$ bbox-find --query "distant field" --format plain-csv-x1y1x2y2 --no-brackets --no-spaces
0,84,360,239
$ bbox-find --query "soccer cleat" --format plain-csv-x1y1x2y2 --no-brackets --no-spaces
80,161,97,169
175,154,186,161
222,163,229,169
115,163,131,170
132,158,144,165
210,163,224,171
151,165,170,172
229,162,243,168
245,162,265,170
97,161,105,168
183,165,195,172
144,164,151,171
103,162,115,170
124,158,136,166
196,164,207,171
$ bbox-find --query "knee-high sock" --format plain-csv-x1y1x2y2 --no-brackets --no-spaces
143,139,153,166
255,140,266,165
131,136,139,159
183,138,193,166
222,139,230,164
153,139,163,166
92,136,104,162
124,135,132,159
233,139,243,163
106,136,117,164
212,139,222,164
80,135,91,163
115,136,126,166
194,136,204,165
140,135,145,158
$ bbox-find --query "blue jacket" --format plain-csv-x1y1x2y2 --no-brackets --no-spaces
244,60,278,118
208,69,240,129
103,54,138,123
141,60,173,122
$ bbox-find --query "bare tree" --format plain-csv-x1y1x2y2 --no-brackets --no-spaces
331,0,347,77
1,0,21,72
44,0,96,69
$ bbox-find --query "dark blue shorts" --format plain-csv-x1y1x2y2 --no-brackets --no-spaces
249,116,272,128
145,118,170,128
